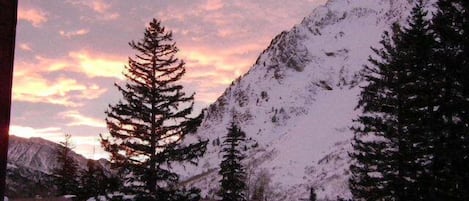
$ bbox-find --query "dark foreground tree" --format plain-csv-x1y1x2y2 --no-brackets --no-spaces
52,134,79,196
218,123,247,201
350,1,437,200
101,19,207,200
0,1,17,200
430,0,469,200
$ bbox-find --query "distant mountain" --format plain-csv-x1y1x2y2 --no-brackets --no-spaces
6,135,108,198
177,0,430,200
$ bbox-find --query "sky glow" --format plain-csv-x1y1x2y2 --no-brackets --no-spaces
11,0,326,159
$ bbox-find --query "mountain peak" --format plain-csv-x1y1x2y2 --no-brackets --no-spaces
179,0,424,200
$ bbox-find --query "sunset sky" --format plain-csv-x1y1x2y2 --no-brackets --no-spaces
11,0,326,159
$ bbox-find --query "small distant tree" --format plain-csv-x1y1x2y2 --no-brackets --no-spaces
52,133,79,195
309,187,317,201
218,123,247,201
78,159,107,200
250,171,270,201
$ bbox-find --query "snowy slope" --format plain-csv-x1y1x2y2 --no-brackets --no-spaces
178,0,423,200
6,135,109,198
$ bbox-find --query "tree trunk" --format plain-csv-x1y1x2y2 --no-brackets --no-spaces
0,0,18,200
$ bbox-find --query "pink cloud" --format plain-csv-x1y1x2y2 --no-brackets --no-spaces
19,43,33,51
67,0,109,13
59,29,90,38
59,110,106,128
18,7,48,27
67,0,119,21
203,0,224,11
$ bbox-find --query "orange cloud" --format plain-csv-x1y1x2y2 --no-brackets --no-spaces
13,50,121,106
13,75,107,107
59,29,90,38
18,7,48,27
68,50,125,79
59,110,106,128
17,50,125,79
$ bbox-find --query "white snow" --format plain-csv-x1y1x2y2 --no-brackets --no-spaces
5,0,439,200
175,0,430,200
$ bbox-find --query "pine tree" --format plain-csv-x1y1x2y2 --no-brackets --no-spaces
52,134,79,196
350,1,437,200
100,19,207,200
218,123,247,201
430,1,469,200
78,159,107,200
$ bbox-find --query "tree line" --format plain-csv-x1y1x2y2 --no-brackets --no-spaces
350,0,469,200
52,18,251,201
51,0,469,200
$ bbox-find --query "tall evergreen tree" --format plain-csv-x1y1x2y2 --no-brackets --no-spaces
52,134,79,196
350,1,437,200
101,19,207,200
430,0,469,200
218,123,247,201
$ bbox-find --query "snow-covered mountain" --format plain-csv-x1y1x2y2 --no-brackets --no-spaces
179,0,425,200
6,135,108,198
5,0,432,199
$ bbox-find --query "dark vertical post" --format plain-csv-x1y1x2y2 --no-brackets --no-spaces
0,0,18,200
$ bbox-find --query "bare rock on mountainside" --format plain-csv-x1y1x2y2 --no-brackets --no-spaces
177,0,428,200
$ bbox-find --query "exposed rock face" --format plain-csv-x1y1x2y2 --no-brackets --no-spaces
6,0,433,200
178,0,424,200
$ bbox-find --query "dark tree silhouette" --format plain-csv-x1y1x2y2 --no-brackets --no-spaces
0,1,17,200
218,122,247,201
101,19,207,200
430,0,469,200
52,134,79,195
309,187,316,201
78,159,108,200
350,1,437,200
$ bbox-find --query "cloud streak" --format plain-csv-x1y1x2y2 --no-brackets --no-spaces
19,43,33,51
59,110,106,128
13,75,107,107
12,0,327,159
10,125,63,139
67,0,120,21
18,7,48,27
59,29,90,38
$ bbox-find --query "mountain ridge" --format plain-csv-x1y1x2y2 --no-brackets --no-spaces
178,0,426,200
6,135,109,198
